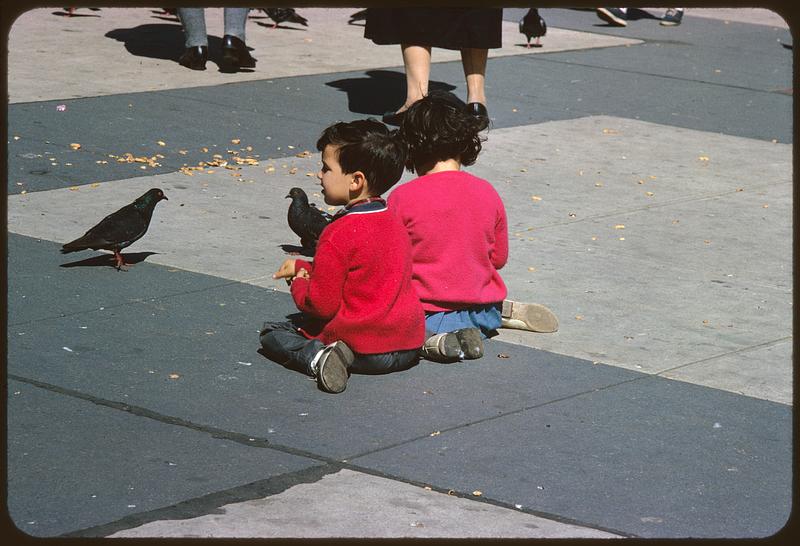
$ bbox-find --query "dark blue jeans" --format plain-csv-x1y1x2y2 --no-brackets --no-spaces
259,320,420,376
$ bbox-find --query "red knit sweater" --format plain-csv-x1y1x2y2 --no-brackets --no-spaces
387,170,508,312
291,201,425,354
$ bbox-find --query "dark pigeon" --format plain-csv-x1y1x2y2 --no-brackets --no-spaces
286,187,333,250
61,188,168,270
519,8,547,48
263,8,308,28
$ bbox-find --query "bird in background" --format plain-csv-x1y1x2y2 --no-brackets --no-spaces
61,188,168,270
262,8,308,28
286,187,333,250
519,8,547,48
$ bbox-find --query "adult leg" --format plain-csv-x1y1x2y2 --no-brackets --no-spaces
177,8,209,70
460,47,488,106
222,7,256,69
223,7,250,41
400,44,432,111
177,8,208,47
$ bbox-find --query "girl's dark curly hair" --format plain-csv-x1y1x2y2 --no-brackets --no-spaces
399,90,486,174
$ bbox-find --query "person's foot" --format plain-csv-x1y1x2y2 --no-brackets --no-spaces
178,45,208,70
596,8,627,27
315,341,353,393
501,300,558,333
466,102,489,129
660,8,683,26
221,35,256,71
421,328,484,362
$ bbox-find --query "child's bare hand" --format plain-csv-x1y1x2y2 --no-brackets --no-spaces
273,259,297,280
295,267,310,280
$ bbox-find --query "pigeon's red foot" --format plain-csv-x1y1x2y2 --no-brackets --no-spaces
113,250,129,271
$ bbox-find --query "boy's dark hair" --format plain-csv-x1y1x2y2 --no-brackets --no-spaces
316,119,407,196
399,90,486,174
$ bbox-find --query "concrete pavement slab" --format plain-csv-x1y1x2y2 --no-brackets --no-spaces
9,115,791,403
350,375,792,538
108,468,621,538
8,234,640,461
6,378,322,537
8,7,640,104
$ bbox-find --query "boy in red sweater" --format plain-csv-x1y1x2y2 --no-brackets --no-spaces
260,119,425,394
389,91,558,363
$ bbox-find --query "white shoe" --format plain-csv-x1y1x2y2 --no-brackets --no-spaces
315,341,353,393
501,300,558,333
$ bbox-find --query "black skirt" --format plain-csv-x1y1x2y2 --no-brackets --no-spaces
364,8,503,50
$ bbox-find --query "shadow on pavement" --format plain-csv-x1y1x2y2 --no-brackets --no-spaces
105,23,187,63
326,69,456,116
60,251,157,269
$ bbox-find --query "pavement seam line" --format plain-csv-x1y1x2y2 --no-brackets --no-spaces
8,374,637,537
342,373,648,461
655,335,793,377
521,54,792,97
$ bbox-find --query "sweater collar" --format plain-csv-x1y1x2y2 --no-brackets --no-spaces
334,197,386,219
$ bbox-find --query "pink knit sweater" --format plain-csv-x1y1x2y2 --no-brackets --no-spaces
387,170,508,311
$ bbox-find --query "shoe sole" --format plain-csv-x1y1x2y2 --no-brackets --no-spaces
596,9,627,26
502,300,559,333
317,342,353,394
454,328,484,359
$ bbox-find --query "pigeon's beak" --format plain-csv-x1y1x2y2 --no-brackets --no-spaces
285,194,291,199
162,195,169,200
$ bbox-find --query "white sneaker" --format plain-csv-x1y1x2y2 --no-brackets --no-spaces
501,300,559,333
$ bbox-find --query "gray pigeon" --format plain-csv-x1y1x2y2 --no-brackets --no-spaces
286,187,333,249
61,188,168,270
263,8,308,28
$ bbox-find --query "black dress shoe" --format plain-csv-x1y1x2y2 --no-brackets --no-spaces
381,110,406,126
179,45,208,70
221,35,256,71
467,102,490,129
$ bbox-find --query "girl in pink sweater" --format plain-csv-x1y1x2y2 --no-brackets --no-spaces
388,91,558,363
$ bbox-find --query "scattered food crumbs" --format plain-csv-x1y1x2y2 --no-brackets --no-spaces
595,182,603,187
497,353,510,358
447,490,456,496
299,412,308,416
157,141,166,146
528,267,537,272
515,504,523,509
411,522,424,528
424,486,432,491
63,347,73,352
531,195,542,201
591,236,598,241
704,240,712,244
602,128,619,134
237,361,252,366
619,237,625,241
703,320,710,325
568,212,577,218
614,224,625,229
70,143,81,150
645,191,654,196
512,108,518,112
698,156,710,162
288,167,298,175
169,373,180,379
231,139,241,144
520,168,527,172
763,204,769,208
472,490,483,497
56,104,66,111
430,431,441,436
575,315,584,320
90,183,100,188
